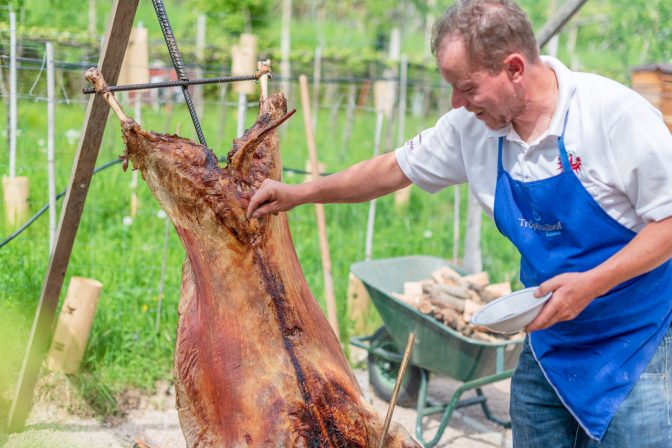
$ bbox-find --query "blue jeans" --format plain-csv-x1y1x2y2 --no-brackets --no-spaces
510,327,672,447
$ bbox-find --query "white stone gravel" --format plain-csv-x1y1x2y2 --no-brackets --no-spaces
1,369,512,447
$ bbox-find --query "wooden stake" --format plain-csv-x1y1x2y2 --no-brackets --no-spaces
298,74,340,341
280,0,292,101
231,34,258,96
346,273,370,335
47,277,103,374
236,92,247,138
2,176,29,228
394,58,411,209
340,84,356,160
194,14,206,118
303,159,326,183
452,184,460,265
378,332,416,448
463,190,483,274
46,42,57,253
364,111,384,261
312,46,321,131
7,0,139,432
8,11,17,179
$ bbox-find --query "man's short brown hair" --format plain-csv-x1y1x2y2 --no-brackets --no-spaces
431,0,539,73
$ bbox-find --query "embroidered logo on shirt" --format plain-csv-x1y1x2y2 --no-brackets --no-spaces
557,151,582,172
405,132,422,151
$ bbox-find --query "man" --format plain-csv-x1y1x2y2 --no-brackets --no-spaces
246,1,672,446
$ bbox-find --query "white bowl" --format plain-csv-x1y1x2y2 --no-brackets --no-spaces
469,287,552,334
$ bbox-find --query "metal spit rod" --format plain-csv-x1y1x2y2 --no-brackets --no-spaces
81,74,259,95
151,0,207,147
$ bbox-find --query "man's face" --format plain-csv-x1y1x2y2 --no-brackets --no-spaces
437,36,524,130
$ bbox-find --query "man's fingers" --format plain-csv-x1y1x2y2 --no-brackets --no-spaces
535,276,560,298
247,190,270,218
251,202,277,219
525,301,555,332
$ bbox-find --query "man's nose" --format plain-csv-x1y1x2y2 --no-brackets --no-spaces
451,89,468,109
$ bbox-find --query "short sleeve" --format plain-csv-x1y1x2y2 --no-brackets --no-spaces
394,110,468,193
608,101,672,222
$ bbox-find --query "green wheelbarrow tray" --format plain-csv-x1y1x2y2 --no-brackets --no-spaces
350,256,524,447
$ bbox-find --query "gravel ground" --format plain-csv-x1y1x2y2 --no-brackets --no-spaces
1,367,512,448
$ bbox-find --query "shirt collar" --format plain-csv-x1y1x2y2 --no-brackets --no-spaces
485,56,576,140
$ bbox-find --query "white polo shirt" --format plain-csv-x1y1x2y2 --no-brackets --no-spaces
395,56,672,232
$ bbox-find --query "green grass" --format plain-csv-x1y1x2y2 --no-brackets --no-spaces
0,81,520,421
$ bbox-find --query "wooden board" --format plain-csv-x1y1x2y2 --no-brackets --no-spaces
7,0,139,432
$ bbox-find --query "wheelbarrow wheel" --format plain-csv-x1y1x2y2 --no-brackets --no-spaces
367,326,421,407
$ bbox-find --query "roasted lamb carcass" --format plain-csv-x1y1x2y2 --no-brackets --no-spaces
85,67,419,448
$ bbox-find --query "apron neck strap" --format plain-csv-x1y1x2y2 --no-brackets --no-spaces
557,110,571,172
497,136,505,175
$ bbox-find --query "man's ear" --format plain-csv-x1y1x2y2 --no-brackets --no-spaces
503,54,525,82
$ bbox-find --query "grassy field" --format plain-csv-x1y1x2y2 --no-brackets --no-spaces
0,77,520,420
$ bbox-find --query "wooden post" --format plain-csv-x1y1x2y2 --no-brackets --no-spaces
280,0,292,101
388,27,401,63
194,14,206,119
232,34,257,137
546,0,559,58
46,42,57,253
46,277,103,374
8,10,17,179
340,83,357,160
118,24,149,87
2,176,29,228
217,65,229,148
88,0,97,37
463,190,483,274
7,0,139,432
365,80,395,260
566,24,580,70
394,55,411,208
236,92,247,138
298,74,340,341
452,184,460,265
303,159,326,183
312,46,321,131
347,273,370,336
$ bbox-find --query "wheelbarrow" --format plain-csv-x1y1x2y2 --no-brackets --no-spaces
350,256,523,447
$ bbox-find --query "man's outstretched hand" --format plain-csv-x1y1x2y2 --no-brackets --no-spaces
245,179,303,219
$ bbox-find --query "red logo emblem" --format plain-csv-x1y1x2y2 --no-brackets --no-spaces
557,152,582,172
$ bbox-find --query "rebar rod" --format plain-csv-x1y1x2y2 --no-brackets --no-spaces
151,0,206,147
82,74,258,95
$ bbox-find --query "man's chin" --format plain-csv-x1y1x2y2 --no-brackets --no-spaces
481,116,507,130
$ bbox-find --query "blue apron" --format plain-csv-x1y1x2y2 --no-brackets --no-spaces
493,112,672,440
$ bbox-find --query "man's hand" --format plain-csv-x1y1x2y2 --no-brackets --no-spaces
246,179,302,219
525,271,607,332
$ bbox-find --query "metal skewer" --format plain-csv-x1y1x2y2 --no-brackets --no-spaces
81,74,259,95
378,332,416,448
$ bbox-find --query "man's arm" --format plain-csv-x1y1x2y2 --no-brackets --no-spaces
526,215,672,332
246,151,411,218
